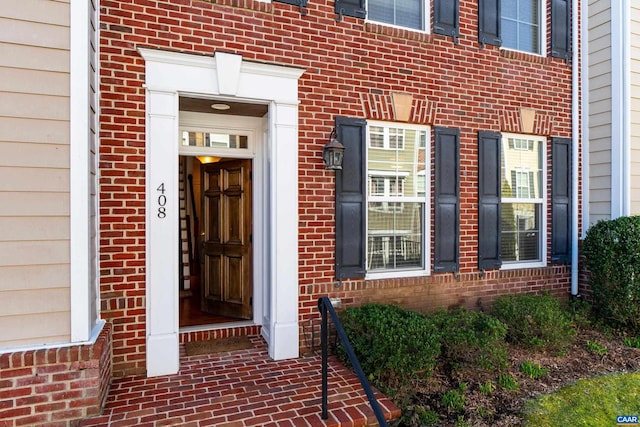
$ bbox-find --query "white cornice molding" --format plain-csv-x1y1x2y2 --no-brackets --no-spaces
138,48,305,81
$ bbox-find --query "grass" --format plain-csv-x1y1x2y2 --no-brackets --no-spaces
524,372,640,426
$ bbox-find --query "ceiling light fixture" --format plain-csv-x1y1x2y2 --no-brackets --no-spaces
211,103,231,110
197,156,221,164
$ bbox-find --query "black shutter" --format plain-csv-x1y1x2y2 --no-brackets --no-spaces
551,137,571,264
335,117,367,279
273,0,307,13
478,131,502,270
478,0,501,47
434,127,460,272
335,0,366,20
551,0,571,60
434,0,459,38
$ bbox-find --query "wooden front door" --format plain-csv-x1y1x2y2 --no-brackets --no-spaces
201,159,252,319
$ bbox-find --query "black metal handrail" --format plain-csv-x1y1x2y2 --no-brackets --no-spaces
317,296,389,426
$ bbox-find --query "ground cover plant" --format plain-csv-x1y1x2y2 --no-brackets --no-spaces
337,296,640,426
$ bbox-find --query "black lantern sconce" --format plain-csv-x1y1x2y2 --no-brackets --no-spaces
322,129,345,170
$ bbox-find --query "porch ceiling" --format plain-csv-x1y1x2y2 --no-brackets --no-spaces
179,96,268,117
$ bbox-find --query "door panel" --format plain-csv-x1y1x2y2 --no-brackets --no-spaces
201,159,252,319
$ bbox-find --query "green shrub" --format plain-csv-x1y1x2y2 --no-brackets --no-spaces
338,303,441,385
491,293,576,351
428,307,508,371
582,216,640,332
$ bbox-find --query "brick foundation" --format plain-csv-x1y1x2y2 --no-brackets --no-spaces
0,323,112,427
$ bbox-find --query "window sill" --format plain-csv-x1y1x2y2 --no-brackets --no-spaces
500,261,547,270
366,269,430,281
364,22,432,43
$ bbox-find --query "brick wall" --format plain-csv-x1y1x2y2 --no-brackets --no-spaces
0,324,112,426
99,0,580,374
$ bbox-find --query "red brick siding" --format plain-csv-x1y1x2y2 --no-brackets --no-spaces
99,0,580,374
0,324,112,427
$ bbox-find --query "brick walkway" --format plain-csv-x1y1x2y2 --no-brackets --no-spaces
79,337,399,426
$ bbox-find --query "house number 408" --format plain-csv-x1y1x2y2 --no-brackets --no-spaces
156,183,167,219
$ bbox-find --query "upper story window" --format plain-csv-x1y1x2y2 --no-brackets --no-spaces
501,0,542,54
367,0,426,31
479,0,568,58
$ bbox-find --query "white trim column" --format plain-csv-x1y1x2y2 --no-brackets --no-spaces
145,89,180,376
268,102,300,360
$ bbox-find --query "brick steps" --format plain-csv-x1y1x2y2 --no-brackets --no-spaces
78,336,400,426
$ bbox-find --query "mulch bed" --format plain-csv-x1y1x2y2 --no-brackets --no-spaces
404,328,640,426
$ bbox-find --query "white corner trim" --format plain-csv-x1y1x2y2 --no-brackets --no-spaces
70,0,95,343
611,0,631,218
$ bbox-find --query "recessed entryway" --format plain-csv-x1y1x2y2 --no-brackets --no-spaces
139,48,304,376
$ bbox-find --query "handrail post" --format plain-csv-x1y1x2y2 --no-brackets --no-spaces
317,296,389,426
320,300,328,420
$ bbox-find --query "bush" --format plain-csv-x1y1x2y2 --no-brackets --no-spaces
339,303,441,385
428,307,508,371
491,293,576,351
582,216,640,332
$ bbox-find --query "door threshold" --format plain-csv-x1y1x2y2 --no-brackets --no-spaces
179,320,256,334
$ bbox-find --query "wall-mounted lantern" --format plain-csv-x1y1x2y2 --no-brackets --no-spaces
322,129,345,170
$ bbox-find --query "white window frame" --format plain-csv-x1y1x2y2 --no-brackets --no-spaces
366,121,430,279
501,133,547,270
365,0,430,33
500,0,547,56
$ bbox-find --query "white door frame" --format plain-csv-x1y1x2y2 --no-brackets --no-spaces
139,48,304,376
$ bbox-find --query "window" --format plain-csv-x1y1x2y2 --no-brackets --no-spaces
367,0,426,31
367,122,429,273
501,0,542,54
500,134,545,265
479,0,571,58
181,131,249,149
